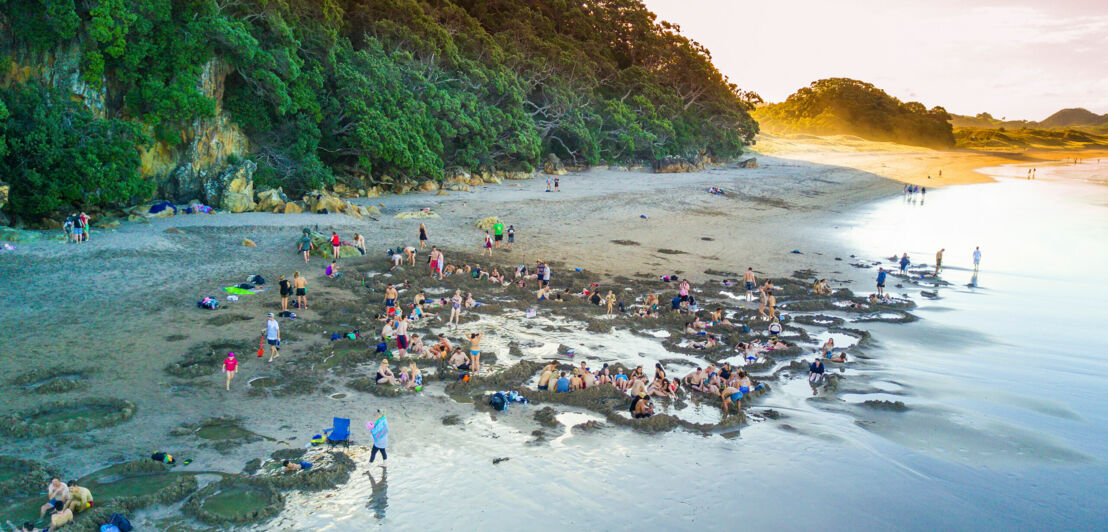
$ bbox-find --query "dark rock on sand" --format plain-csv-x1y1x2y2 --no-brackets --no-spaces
1,398,136,437
861,400,909,412
533,407,561,428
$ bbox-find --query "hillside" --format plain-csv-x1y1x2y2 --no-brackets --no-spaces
954,126,1108,152
951,108,1108,130
1038,108,1108,128
752,78,954,149
0,0,758,223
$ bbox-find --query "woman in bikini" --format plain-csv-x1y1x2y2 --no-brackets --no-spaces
419,223,429,249
468,331,484,373
376,360,398,385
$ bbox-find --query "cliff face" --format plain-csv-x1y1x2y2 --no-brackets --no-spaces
2,41,249,204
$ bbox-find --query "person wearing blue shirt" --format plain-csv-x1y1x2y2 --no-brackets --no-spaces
973,246,982,271
555,372,571,392
876,268,887,296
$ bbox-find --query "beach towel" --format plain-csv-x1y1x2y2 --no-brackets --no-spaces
148,201,176,215
223,286,256,295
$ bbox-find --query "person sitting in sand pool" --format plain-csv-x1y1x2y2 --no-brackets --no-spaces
408,304,424,322
555,372,571,392
613,368,629,391
408,334,425,355
569,372,584,390
580,363,598,388
631,394,654,418
406,362,423,389
432,334,452,358
448,348,470,370
326,260,342,278
808,359,826,394
399,367,411,386
819,337,835,358
649,377,675,399
768,319,783,337
692,316,707,330
380,320,395,340
720,385,743,414
710,307,732,326
827,350,848,363
63,481,92,515
596,364,612,385
376,360,399,386
684,322,699,335
464,292,477,309
537,363,557,390
283,459,313,472
684,367,706,388
40,479,69,519
691,336,718,350
644,291,659,311
47,501,72,532
488,268,504,284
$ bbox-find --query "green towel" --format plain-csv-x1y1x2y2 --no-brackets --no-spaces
223,286,256,295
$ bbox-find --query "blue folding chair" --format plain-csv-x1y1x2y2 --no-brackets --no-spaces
323,417,351,446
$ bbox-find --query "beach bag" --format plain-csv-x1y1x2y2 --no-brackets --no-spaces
489,392,507,412
109,513,132,532
247,274,266,285
100,526,120,532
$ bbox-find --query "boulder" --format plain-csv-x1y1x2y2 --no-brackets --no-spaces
498,170,535,180
255,188,286,212
364,186,382,198
221,192,256,213
392,183,411,195
418,180,438,192
445,168,471,184
737,157,758,169
543,154,567,175
94,218,121,230
304,191,345,214
343,203,363,220
332,183,360,198
467,176,485,187
363,205,381,215
483,173,502,185
445,183,470,192
283,201,304,214
242,238,256,247
651,156,702,174
0,180,8,211
475,216,500,231
203,160,257,207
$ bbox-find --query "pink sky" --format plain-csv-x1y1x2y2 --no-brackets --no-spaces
643,0,1108,121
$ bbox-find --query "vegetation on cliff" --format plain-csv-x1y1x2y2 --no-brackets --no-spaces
0,0,758,220
752,78,954,149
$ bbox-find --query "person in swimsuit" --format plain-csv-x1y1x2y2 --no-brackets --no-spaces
468,331,484,373
298,232,314,263
765,292,777,321
448,290,462,328
507,225,515,249
537,362,557,390
47,500,73,532
395,315,409,358
223,352,238,390
294,271,308,309
554,176,560,191
40,479,69,519
64,480,93,514
482,231,493,256
720,385,743,414
404,246,416,265
376,360,399,385
384,285,398,310
613,368,629,391
330,232,341,260
678,279,690,303
419,223,429,249
934,248,945,276
605,290,616,315
279,275,291,311
744,268,757,301
448,348,470,370
353,233,367,255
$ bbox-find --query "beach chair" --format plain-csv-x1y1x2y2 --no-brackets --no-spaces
323,417,351,447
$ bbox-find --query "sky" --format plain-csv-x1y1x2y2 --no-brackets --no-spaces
643,0,1108,121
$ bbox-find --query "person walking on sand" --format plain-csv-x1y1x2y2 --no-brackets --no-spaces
507,225,515,249
744,267,757,302
468,331,484,373
223,352,238,390
605,290,617,315
265,313,281,362
973,246,982,271
330,231,341,260
482,231,493,256
899,253,910,274
876,267,887,296
934,248,945,276
294,271,308,309
298,231,314,263
419,223,429,249
368,409,388,467
765,290,777,321
279,275,291,311
449,290,463,328
493,220,504,248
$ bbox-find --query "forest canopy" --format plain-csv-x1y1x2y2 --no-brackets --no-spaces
752,78,953,148
0,0,759,219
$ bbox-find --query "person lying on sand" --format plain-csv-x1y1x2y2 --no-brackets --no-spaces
684,322,699,335
828,352,848,363
283,459,313,472
692,316,707,330
690,337,718,349
376,360,399,385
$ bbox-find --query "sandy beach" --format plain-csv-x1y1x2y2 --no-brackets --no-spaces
2,142,1105,530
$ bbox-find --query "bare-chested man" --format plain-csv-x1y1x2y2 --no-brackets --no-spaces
395,315,409,358
537,362,557,390
383,284,398,310
448,348,470,370
47,501,73,532
720,385,743,414
744,267,757,301
293,271,308,309
468,331,484,373
934,248,945,276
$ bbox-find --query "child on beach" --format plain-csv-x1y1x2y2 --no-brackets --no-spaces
223,352,238,390
298,232,314,263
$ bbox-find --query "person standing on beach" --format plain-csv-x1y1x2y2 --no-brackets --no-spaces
330,232,341,260
744,268,757,302
265,313,281,362
449,290,463,328
876,268,887,296
934,248,945,276
493,220,504,248
419,223,429,249
368,409,388,467
973,246,982,271
482,231,493,256
545,176,552,192
605,290,616,315
899,253,910,274
507,225,515,249
468,331,484,373
79,212,91,241
384,284,398,311
554,176,560,192
223,352,238,390
279,275,291,311
298,231,314,263
294,271,308,309
395,315,409,358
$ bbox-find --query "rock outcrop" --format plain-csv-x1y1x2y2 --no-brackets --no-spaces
543,154,567,175
651,156,707,174
737,157,758,168
207,160,257,213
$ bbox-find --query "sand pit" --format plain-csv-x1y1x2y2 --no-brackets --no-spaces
10,367,94,394
1,399,136,437
184,478,285,526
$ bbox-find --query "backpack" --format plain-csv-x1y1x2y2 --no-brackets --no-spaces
489,392,507,412
109,513,132,532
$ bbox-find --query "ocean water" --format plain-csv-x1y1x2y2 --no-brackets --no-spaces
274,162,1108,531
